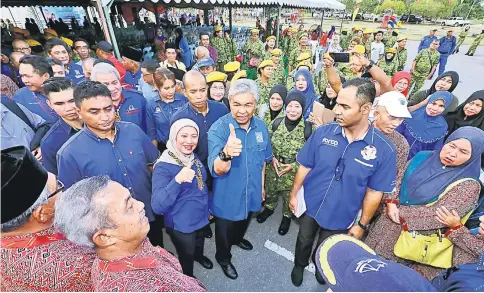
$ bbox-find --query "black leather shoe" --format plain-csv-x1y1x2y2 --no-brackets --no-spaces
195,255,213,269
469,53,474,56
221,262,238,279
236,239,253,250
203,225,213,239
278,216,291,235
256,208,274,223
291,265,304,287
315,269,326,285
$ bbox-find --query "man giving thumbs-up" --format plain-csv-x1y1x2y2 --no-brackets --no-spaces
208,79,273,280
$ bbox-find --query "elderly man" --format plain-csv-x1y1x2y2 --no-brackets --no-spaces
82,57,95,80
199,32,218,63
91,62,147,133
1,146,95,291
12,39,31,55
96,40,126,79
140,59,160,100
45,38,85,84
121,46,143,90
13,55,59,122
56,81,162,248
208,79,273,279
189,46,210,71
54,176,206,291
198,56,216,76
73,38,91,65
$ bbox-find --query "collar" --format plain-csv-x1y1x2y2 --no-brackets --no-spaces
155,93,183,104
98,255,158,273
84,123,118,141
188,101,210,115
227,114,258,131
333,122,374,145
1,229,66,249
59,118,82,134
115,93,126,109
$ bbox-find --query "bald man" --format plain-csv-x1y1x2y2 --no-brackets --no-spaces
82,58,95,80
189,46,210,71
9,52,25,70
12,39,31,55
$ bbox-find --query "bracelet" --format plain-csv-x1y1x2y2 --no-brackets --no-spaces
444,225,463,236
383,199,399,205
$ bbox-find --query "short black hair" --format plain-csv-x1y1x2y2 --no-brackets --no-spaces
140,59,160,73
19,55,53,77
93,58,115,67
73,80,111,108
342,78,376,105
46,57,63,67
199,32,209,39
42,77,73,97
45,38,70,55
73,38,89,48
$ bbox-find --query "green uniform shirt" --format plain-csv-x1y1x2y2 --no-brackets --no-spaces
413,48,440,77
256,77,272,109
269,63,286,86
395,48,408,71
377,58,399,77
243,39,265,66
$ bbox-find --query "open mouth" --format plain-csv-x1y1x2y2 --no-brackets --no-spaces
183,145,194,152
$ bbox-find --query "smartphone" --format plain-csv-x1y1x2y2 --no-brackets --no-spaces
329,52,350,63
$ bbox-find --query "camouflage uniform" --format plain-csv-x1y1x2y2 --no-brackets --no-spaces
314,69,329,97
395,48,408,71
338,63,358,81
362,38,372,58
409,48,440,97
212,36,227,71
269,63,286,86
242,39,265,79
262,108,285,125
385,36,397,50
454,30,468,53
264,118,307,217
225,38,239,62
340,34,350,51
377,58,399,77
467,32,484,55
256,77,272,112
289,46,312,70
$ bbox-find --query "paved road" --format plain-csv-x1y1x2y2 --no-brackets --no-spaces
161,40,484,292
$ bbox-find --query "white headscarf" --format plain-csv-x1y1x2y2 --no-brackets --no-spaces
156,118,199,167
327,34,342,53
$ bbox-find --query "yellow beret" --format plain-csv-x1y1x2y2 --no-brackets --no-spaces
288,27,297,33
298,33,309,39
258,60,274,70
251,29,260,34
363,29,374,34
26,39,41,47
61,37,73,47
297,60,312,70
215,26,223,32
206,71,227,83
44,28,58,37
266,36,276,41
353,25,361,31
393,29,399,34
397,35,408,42
385,48,397,54
232,70,247,81
271,49,282,56
354,45,365,54
296,52,311,62
224,61,241,73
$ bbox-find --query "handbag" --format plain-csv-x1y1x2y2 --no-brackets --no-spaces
394,177,479,269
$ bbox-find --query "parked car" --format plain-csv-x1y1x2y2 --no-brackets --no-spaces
440,17,471,27
400,14,423,24
362,13,374,20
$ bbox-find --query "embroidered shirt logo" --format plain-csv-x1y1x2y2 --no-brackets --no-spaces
126,105,140,115
354,259,387,274
322,138,338,147
155,107,161,113
361,145,377,160
255,132,264,143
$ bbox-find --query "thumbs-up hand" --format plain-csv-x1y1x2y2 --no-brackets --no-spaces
175,161,196,184
224,123,243,157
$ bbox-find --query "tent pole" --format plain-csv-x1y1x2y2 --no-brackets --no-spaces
229,5,233,31
203,8,209,25
95,0,111,43
96,0,121,59
319,10,324,39
276,5,281,46
38,6,48,27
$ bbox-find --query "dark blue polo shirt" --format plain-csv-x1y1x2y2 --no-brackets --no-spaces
57,122,160,221
146,93,187,143
124,68,142,91
297,122,396,230
152,156,209,233
66,62,85,85
118,88,148,133
208,114,273,221
40,118,80,175
13,87,59,123
171,100,229,164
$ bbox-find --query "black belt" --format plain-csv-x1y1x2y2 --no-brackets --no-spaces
276,154,296,164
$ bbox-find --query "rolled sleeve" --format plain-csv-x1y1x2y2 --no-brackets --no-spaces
368,150,397,193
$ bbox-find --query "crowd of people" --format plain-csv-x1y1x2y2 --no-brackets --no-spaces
1,13,484,292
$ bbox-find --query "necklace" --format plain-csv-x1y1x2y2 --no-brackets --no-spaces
168,151,204,191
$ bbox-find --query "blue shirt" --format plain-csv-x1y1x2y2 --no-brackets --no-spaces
146,93,187,143
152,157,209,233
124,68,142,91
40,118,80,175
171,100,229,164
118,88,148,133
139,78,158,100
66,62,85,85
418,35,438,52
297,123,396,230
13,87,59,123
57,122,160,221
439,36,457,55
208,114,273,221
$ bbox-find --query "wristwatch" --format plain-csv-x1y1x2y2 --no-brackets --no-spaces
357,220,369,231
365,60,375,71
218,149,232,162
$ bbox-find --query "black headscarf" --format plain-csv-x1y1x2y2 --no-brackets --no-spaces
319,76,345,110
429,71,459,95
446,90,484,136
269,84,288,120
284,90,306,132
174,28,183,49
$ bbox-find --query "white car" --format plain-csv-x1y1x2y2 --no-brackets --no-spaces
440,17,471,27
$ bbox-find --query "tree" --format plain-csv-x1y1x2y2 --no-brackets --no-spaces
377,0,406,15
361,0,381,13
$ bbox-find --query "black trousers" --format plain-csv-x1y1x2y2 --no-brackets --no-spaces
166,227,205,277
147,214,164,248
294,213,348,268
215,212,253,265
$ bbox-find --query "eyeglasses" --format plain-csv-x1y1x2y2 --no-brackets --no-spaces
14,47,30,52
334,158,345,181
48,180,64,199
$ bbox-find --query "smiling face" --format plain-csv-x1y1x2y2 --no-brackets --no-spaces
394,78,409,93
49,45,69,65
286,100,303,121
95,72,122,103
77,95,115,132
261,66,274,79
269,93,283,111
295,75,308,91
426,98,446,116
19,63,50,92
176,126,199,155
230,92,256,126
267,39,276,49
463,99,483,117
398,39,407,48
435,76,453,91
300,36,308,46
209,82,225,101
166,49,177,63
440,138,472,167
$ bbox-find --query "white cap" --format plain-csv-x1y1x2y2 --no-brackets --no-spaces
374,92,412,118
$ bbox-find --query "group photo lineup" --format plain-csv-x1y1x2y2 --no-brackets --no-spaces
1,0,484,291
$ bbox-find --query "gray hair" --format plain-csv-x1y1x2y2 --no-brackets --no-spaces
1,187,49,233
54,175,116,248
228,79,259,102
90,62,120,82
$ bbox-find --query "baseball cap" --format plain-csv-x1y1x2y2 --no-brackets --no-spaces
97,41,113,52
198,56,215,68
375,91,412,118
315,234,436,292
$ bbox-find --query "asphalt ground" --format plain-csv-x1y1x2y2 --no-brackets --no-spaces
161,39,484,292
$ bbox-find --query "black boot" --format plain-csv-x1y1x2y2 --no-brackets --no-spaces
278,216,291,235
291,265,304,287
256,208,274,223
315,269,326,285
203,224,212,238
465,52,469,55
469,53,474,56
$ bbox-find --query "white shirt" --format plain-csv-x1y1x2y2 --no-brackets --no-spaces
370,42,385,63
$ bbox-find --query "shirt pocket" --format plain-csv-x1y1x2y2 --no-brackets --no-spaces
248,142,267,168
348,157,376,183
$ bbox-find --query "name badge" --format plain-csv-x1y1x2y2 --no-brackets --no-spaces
255,132,264,143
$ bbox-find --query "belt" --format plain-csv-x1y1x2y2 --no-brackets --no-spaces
276,154,296,164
